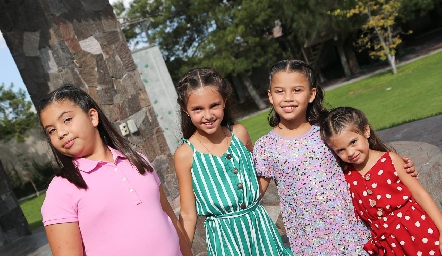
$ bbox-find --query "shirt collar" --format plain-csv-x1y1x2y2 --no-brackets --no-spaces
73,146,127,173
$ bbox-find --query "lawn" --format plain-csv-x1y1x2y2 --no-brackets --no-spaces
240,51,442,142
19,193,45,231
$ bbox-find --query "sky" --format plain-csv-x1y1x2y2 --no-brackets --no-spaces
0,0,131,97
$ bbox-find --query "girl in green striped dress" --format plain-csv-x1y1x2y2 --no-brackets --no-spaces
174,67,292,255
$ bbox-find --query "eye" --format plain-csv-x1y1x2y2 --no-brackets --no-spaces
350,139,357,145
294,88,302,93
46,128,56,136
335,149,343,154
211,103,221,108
191,107,202,113
64,117,72,124
274,89,283,94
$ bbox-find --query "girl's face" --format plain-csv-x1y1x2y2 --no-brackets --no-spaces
185,86,225,136
326,126,371,169
39,99,101,160
268,71,316,126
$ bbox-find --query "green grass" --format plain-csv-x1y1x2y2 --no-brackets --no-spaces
19,193,45,231
240,51,442,142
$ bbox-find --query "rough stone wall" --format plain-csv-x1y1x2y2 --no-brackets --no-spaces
0,1,178,199
0,159,31,246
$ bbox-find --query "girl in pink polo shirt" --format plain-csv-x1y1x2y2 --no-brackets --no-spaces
38,85,191,256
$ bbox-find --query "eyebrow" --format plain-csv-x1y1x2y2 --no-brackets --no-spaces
43,110,72,130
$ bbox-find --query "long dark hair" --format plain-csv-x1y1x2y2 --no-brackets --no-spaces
37,84,153,189
176,67,234,139
267,60,328,127
320,106,395,152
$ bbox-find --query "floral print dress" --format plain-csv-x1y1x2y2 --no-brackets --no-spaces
253,125,369,255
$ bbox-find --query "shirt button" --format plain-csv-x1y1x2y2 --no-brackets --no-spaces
240,203,246,209
226,154,232,159
122,178,126,182
365,174,371,181
367,189,373,194
370,199,377,207
377,209,383,217
237,183,243,189
114,168,118,171
233,168,238,174
129,188,134,192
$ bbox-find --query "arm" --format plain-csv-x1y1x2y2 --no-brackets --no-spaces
392,152,442,252
174,145,198,244
159,185,193,256
232,124,271,198
258,176,271,200
45,222,83,256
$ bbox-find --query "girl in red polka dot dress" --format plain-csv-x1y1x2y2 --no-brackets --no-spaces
320,107,442,256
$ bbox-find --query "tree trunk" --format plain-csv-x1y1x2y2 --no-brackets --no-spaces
344,38,360,75
0,0,179,200
387,54,397,74
239,73,267,110
336,40,352,78
231,75,247,104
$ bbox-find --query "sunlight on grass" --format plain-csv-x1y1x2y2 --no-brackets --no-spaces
241,51,442,142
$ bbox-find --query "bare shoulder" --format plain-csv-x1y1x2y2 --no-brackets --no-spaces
174,143,194,173
388,151,407,172
231,123,250,139
230,123,253,151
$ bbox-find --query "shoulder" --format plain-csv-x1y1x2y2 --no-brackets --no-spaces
231,123,249,138
387,151,405,167
174,142,193,159
254,129,274,146
230,124,252,150
174,143,193,172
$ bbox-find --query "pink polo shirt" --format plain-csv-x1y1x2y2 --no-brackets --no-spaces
41,147,181,256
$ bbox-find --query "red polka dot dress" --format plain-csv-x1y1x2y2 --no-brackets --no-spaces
344,152,441,256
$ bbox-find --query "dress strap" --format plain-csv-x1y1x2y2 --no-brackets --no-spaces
226,122,233,132
181,138,196,152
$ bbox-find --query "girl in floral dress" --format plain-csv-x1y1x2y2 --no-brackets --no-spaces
253,60,417,255
320,106,442,255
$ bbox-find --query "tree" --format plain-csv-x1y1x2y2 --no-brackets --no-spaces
332,0,410,74
116,0,276,109
0,83,37,142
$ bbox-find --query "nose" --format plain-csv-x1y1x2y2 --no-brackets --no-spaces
346,148,355,158
57,127,68,140
203,110,214,120
283,92,294,101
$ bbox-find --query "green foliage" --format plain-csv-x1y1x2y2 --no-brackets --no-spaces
115,0,281,81
240,51,442,141
0,83,37,142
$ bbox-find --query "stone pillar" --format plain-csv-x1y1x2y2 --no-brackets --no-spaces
0,159,32,246
0,0,178,199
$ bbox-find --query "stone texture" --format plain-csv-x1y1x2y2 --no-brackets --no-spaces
47,0,68,16
390,141,442,211
0,160,31,246
23,31,40,57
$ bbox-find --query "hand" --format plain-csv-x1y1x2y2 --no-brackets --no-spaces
439,234,442,254
402,156,418,178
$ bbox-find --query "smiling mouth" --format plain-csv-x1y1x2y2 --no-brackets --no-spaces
349,153,360,162
281,106,296,112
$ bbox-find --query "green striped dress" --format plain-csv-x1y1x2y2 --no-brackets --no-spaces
184,127,293,256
